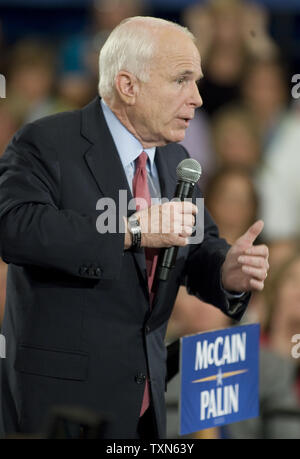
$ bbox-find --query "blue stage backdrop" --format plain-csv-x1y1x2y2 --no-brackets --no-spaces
0,0,300,11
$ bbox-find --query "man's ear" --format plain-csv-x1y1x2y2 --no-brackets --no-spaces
115,71,139,105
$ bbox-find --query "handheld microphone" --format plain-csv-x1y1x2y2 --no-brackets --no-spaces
157,158,202,281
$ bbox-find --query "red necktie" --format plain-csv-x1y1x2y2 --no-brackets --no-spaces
132,151,158,416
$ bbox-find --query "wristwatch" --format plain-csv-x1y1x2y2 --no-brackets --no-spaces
128,213,142,249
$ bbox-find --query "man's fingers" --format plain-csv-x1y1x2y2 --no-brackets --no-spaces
179,226,194,237
175,213,195,227
245,244,269,258
223,221,269,292
178,201,198,215
237,220,264,246
241,265,267,281
238,255,269,270
249,278,265,291
159,202,196,232
171,234,189,247
140,201,197,247
166,201,196,214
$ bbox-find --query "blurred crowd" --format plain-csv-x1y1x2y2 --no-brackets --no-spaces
0,0,300,439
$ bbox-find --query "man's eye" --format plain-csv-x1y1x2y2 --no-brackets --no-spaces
177,78,185,84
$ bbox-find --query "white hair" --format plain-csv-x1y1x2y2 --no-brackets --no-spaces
98,16,195,100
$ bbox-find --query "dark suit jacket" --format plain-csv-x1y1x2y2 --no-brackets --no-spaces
0,97,248,438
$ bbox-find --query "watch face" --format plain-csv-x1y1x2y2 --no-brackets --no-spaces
128,214,141,248
129,215,138,225
128,215,140,232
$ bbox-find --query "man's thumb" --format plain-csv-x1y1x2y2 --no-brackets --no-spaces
238,220,264,245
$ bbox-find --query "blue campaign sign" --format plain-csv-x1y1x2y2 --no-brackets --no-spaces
179,323,260,435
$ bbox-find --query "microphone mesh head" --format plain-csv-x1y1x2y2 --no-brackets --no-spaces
176,158,202,184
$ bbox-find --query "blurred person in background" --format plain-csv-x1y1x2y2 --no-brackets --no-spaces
264,252,300,372
6,40,59,123
181,1,214,64
6,39,94,121
183,0,278,117
56,71,95,111
188,0,250,117
211,105,262,173
0,102,20,157
58,0,146,107
255,94,300,271
179,107,216,192
93,0,146,33
240,57,290,144
179,0,272,194
205,167,258,245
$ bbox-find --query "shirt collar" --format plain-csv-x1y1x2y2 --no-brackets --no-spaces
101,99,156,173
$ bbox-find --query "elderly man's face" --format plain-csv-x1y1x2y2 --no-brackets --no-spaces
130,28,203,147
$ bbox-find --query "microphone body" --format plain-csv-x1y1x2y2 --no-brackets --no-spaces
156,158,202,282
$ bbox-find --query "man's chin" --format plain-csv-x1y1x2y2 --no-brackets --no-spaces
167,129,186,144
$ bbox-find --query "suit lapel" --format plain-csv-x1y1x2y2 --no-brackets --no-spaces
81,97,132,203
80,97,148,290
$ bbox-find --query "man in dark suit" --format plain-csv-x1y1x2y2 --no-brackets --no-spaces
0,17,269,438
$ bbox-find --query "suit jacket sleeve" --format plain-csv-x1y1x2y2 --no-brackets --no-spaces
0,122,124,280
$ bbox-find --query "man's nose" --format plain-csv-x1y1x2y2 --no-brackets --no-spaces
190,82,203,108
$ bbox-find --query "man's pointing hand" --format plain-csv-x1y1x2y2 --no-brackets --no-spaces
221,220,269,293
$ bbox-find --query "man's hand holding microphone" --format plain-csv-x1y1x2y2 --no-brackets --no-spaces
124,157,269,293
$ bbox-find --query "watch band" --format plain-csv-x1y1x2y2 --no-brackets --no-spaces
132,227,141,248
128,214,142,249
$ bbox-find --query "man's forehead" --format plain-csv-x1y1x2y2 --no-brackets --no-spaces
155,55,202,80
154,29,201,70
